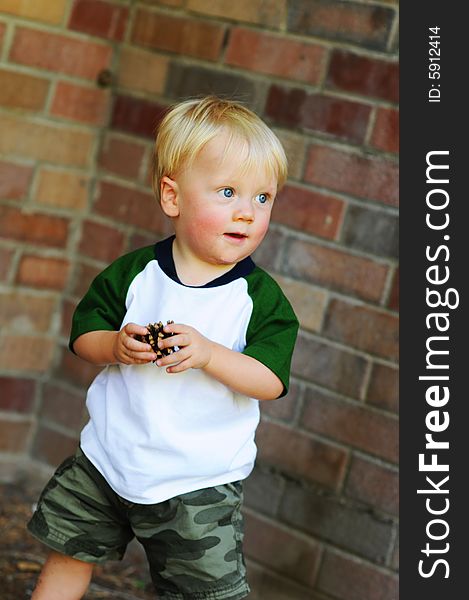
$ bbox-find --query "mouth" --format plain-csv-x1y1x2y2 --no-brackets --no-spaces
224,232,247,240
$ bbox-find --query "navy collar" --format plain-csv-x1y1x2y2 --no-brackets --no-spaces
154,235,256,288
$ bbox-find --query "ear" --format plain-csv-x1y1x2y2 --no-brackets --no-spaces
160,176,180,217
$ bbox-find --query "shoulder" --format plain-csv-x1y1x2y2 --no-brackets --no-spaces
245,266,290,305
244,266,298,325
92,245,156,286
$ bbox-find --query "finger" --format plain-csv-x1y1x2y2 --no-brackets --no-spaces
156,348,189,368
123,347,158,362
158,333,188,350
163,322,190,335
124,322,150,337
126,336,153,353
133,357,154,365
166,357,192,373
139,353,158,362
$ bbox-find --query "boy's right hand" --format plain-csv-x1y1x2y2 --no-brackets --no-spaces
112,323,158,365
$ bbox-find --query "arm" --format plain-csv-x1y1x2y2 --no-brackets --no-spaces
73,323,158,366
205,342,284,400
156,323,283,401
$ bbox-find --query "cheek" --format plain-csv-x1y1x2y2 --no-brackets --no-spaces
184,208,223,240
254,212,271,239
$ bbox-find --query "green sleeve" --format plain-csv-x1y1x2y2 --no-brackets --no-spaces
69,245,155,353
243,268,299,397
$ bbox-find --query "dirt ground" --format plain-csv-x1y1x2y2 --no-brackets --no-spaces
0,472,155,599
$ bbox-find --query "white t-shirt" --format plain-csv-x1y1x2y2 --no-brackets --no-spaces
70,236,298,503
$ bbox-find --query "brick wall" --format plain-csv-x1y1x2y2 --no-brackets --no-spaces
0,1,398,598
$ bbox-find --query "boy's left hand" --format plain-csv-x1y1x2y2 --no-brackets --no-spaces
156,323,213,373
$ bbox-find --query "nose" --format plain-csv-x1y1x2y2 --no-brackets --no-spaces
233,196,254,222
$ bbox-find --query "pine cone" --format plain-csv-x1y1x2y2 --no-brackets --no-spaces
136,320,180,362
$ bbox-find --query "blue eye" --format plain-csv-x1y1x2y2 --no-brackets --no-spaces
256,193,268,204
221,187,234,198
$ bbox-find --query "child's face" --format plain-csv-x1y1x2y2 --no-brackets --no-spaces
164,130,278,269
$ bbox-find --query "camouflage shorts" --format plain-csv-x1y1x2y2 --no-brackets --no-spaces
27,448,250,599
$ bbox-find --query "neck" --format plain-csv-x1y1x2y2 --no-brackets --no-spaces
172,238,235,286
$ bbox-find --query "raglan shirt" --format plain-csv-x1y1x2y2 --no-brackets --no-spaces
70,236,299,504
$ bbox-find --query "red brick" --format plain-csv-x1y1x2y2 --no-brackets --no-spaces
35,168,89,211
244,511,320,587
273,129,306,181
33,425,78,466
287,0,394,52
132,9,225,61
79,219,126,263
118,46,168,96
318,550,398,600
388,267,399,311
367,363,398,414
98,134,146,179
273,184,344,239
0,0,66,24
61,298,77,339
279,480,393,562
251,227,285,272
51,81,110,125
243,466,284,517
284,238,388,303
0,68,49,111
0,418,32,452
341,204,398,258
129,231,162,253
0,377,36,413
0,160,33,200
72,262,102,298
292,334,367,399
256,420,348,490
187,0,286,28
226,28,326,84
327,50,398,103
0,113,94,168
0,206,69,248
111,94,166,139
345,455,398,515
273,275,327,334
0,335,55,373
305,145,399,207
16,255,70,290
166,63,265,113
0,247,14,281
302,388,398,463
10,27,113,80
323,299,399,361
0,291,55,333
69,0,129,41
260,380,301,423
57,347,101,388
265,86,305,129
40,382,86,432
94,180,171,235
371,107,399,154
266,85,370,144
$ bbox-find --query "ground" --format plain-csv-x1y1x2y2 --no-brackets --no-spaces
0,475,155,599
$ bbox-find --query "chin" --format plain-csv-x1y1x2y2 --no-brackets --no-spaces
214,257,239,266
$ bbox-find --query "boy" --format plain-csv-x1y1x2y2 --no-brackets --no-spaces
28,96,299,600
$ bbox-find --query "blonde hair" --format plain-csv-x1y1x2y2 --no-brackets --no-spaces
152,96,288,201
